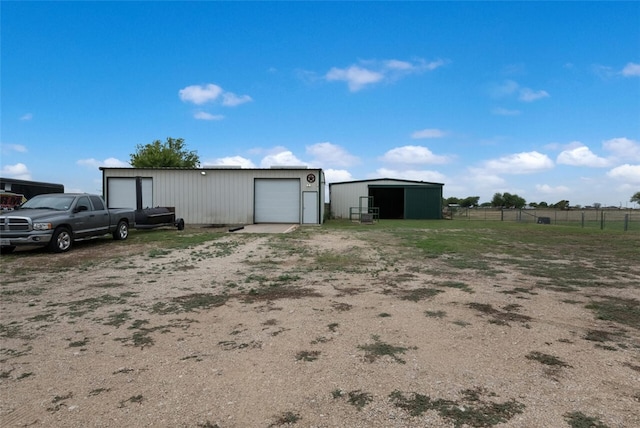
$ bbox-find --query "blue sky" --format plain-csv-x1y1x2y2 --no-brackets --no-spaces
2,1,639,207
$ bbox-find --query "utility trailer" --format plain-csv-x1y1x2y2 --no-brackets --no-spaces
134,206,185,230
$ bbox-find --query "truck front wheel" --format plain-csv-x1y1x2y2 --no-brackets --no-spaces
49,227,72,253
113,220,129,240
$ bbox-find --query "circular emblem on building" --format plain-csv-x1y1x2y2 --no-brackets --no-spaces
306,173,316,183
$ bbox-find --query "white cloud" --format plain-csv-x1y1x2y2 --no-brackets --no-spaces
491,107,521,116
0,163,31,180
222,92,253,107
411,128,447,139
557,145,610,167
518,88,550,102
194,111,224,121
324,169,353,184
20,113,33,121
621,62,640,77
482,151,554,174
260,150,305,168
490,80,549,102
603,137,640,161
77,157,129,169
535,184,570,194
326,65,384,92
306,142,359,167
381,145,450,165
607,164,640,183
0,143,27,154
179,84,223,105
373,168,446,183
204,156,256,168
325,58,446,92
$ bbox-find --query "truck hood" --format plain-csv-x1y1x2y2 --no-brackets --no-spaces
0,208,67,220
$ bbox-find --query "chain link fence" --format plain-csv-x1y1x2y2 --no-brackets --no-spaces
447,207,639,231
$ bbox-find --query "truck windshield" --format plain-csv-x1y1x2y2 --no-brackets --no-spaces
20,195,76,211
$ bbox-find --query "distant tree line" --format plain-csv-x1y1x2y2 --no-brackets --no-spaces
445,191,640,210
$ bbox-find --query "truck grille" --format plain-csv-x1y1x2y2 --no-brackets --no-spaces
0,217,32,232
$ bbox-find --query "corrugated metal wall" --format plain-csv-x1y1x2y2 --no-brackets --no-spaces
330,179,417,219
101,168,324,225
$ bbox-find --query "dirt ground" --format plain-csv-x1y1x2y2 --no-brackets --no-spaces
1,226,638,427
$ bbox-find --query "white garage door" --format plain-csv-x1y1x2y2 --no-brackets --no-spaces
107,177,152,209
255,179,300,223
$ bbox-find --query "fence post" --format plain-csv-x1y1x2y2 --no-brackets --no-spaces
581,212,585,228
624,214,629,231
600,211,604,230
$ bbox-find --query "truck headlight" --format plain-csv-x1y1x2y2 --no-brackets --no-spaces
33,223,53,230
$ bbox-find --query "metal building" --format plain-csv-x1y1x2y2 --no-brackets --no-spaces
100,167,325,225
330,178,444,220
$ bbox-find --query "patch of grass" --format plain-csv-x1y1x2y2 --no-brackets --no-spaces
378,312,391,317
438,280,474,293
103,310,131,328
358,335,416,364
331,389,344,399
347,390,373,410
328,323,339,332
526,351,571,367
272,411,300,426
564,411,609,428
17,372,33,380
27,312,56,322
390,388,525,427
295,350,320,362
425,310,447,318
89,388,110,396
468,302,532,326
148,248,171,258
68,337,89,347
242,286,322,303
400,287,443,302
586,297,639,329
57,293,136,318
331,302,352,311
151,293,228,314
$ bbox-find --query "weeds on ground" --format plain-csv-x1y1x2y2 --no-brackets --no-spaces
586,297,639,329
358,335,416,364
347,390,373,410
399,287,443,302
271,411,300,426
295,350,320,362
564,411,609,428
526,351,571,368
390,387,525,427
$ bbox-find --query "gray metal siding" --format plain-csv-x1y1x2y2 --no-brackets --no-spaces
101,168,324,225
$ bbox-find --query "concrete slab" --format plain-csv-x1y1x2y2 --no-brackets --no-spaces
228,224,298,234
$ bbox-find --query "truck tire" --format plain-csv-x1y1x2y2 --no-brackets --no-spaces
49,227,72,253
0,246,16,254
113,220,129,240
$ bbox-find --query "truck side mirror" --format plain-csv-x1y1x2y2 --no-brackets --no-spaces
74,205,89,213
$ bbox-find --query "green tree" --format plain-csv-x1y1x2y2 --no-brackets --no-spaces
491,192,526,209
130,137,200,168
631,191,640,204
460,196,480,207
553,200,570,210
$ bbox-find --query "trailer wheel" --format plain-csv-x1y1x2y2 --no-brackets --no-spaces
176,218,185,231
48,227,72,253
113,220,129,240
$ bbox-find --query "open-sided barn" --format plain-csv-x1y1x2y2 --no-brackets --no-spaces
329,178,444,220
100,167,325,226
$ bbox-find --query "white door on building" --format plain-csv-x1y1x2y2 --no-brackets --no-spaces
303,191,318,224
254,179,300,223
